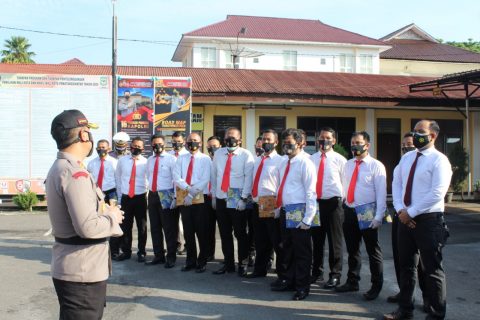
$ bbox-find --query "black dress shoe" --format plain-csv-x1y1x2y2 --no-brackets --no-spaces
237,265,247,277
292,290,309,301
212,265,235,275
335,281,359,292
145,256,166,265
310,273,324,284
248,254,255,267
111,253,120,260
113,253,131,261
323,277,340,289
245,271,267,279
363,285,382,300
164,261,176,269
387,292,399,303
181,265,194,272
195,265,207,273
271,279,294,292
206,255,215,262
383,309,413,320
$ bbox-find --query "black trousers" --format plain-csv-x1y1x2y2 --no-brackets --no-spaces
216,198,248,268
398,213,447,319
53,278,106,320
246,207,256,255
279,209,312,292
103,189,120,255
120,193,147,256
311,197,344,279
392,212,426,295
159,204,180,263
147,191,165,258
252,203,284,276
204,195,217,258
181,203,208,267
343,206,383,286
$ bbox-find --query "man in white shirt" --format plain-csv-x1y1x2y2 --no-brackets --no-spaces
174,133,211,273
87,139,119,258
246,129,283,280
310,127,346,289
145,134,177,267
114,137,148,262
336,131,386,301
211,127,254,277
205,136,222,260
271,128,317,301
384,120,452,320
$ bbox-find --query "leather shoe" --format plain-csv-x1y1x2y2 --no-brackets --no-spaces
181,265,194,272
363,285,382,300
145,256,165,265
387,292,399,303
323,277,340,289
292,290,309,301
335,281,359,292
383,309,413,320
271,279,294,292
237,265,247,277
245,271,267,279
310,273,324,284
195,265,206,273
164,261,175,269
212,265,235,275
206,255,215,262
137,254,146,263
113,253,131,261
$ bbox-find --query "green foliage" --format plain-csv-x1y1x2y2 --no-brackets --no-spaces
1,36,35,63
448,145,469,193
13,190,39,211
474,180,480,192
334,143,349,159
438,38,480,53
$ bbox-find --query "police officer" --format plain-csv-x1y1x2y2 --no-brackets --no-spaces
205,136,222,260
110,131,131,159
47,109,124,319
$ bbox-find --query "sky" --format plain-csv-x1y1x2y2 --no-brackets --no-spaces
0,0,478,67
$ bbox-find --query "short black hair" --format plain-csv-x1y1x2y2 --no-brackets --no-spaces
208,136,221,143
97,139,109,146
131,136,144,145
172,131,185,138
261,129,278,141
151,133,165,142
281,128,303,144
225,127,242,138
320,127,336,138
352,131,370,143
256,136,262,142
403,132,414,138
124,90,130,94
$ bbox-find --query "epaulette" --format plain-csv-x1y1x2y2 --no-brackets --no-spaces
72,171,89,179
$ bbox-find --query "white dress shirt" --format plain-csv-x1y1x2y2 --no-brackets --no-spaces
174,151,211,193
168,147,189,158
252,150,283,201
310,149,346,199
278,154,317,225
87,155,117,191
392,147,452,218
211,147,254,199
115,155,148,196
146,152,176,191
343,154,387,221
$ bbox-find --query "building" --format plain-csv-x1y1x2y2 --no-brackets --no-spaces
379,24,480,77
172,15,390,74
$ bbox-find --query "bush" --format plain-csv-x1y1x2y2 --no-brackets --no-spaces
334,143,349,159
448,144,469,195
13,190,39,211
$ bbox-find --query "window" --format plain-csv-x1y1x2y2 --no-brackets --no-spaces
359,54,373,74
320,58,326,65
283,50,297,71
200,47,217,68
339,54,354,73
253,57,259,63
224,51,233,69
214,116,242,145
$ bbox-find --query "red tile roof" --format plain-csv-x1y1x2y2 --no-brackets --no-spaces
184,15,387,46
61,58,86,65
380,39,480,63
0,63,475,101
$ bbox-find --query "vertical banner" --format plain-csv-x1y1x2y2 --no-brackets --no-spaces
117,77,154,152
153,77,192,137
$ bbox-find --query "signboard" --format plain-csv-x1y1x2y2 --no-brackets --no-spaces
192,113,204,131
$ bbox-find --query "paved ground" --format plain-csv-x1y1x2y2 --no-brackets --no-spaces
1,204,480,320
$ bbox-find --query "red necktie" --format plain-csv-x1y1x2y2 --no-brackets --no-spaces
252,156,267,198
128,158,136,198
151,155,160,192
316,153,326,199
404,152,422,206
221,153,234,192
347,160,362,204
97,158,105,190
185,155,194,185
276,160,291,208
175,151,179,158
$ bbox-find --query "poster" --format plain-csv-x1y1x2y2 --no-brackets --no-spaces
117,77,154,152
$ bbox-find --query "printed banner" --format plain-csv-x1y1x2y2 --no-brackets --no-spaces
0,179,46,195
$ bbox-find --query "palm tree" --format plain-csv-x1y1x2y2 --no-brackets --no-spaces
1,36,35,63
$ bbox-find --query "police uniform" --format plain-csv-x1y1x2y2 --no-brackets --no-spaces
46,110,123,319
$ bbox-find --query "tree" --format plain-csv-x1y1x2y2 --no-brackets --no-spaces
1,36,35,63
438,38,480,53
448,144,469,200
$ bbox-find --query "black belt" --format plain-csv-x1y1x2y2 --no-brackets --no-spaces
413,212,444,222
55,236,107,245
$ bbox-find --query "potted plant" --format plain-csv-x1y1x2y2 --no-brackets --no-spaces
448,144,469,202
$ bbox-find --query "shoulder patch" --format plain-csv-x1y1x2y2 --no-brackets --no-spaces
72,171,89,179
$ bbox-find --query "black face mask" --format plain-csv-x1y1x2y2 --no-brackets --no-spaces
402,146,416,154
255,147,265,157
318,139,333,151
172,142,183,151
125,96,130,100
225,137,239,149
153,143,164,155
131,147,143,156
413,133,431,149
351,144,367,156
207,146,219,156
262,142,275,154
282,143,297,155
97,149,107,158
186,141,200,152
